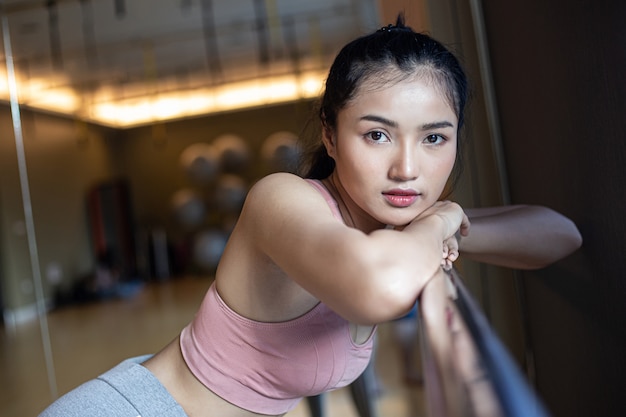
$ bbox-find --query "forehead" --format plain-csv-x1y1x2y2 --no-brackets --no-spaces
343,75,458,123
350,66,458,116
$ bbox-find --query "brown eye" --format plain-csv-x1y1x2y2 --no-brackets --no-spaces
424,134,445,144
366,131,389,143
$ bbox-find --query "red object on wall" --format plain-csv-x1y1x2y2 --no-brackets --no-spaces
86,179,137,278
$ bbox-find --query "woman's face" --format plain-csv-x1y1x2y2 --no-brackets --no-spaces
323,75,458,228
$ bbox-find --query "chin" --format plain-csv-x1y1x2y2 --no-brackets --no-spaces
381,209,426,229
378,216,411,229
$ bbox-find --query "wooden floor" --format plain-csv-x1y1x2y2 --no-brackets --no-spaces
0,276,425,417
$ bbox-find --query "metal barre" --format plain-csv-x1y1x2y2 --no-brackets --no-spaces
417,269,550,417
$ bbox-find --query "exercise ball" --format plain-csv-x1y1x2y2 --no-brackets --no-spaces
214,174,248,213
171,189,206,228
212,134,251,173
179,143,220,184
260,131,300,173
193,229,227,271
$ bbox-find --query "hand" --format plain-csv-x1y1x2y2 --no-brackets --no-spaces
441,235,459,271
415,200,470,241
413,200,470,270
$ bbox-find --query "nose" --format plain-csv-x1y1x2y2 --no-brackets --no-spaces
389,143,419,181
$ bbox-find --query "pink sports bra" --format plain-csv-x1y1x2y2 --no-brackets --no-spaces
179,179,375,415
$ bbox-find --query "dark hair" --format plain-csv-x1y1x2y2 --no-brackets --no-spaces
298,14,469,187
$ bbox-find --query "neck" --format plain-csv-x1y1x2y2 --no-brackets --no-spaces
322,174,385,233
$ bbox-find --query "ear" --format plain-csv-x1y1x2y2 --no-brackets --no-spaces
321,125,337,158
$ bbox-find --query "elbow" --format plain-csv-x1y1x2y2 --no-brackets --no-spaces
352,267,429,324
525,217,583,270
335,237,442,324
549,216,583,264
375,286,420,323
563,219,583,255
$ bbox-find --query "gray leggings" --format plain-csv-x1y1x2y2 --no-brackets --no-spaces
38,355,188,417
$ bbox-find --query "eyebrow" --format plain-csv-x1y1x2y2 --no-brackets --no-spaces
360,114,398,128
360,115,455,130
421,121,455,130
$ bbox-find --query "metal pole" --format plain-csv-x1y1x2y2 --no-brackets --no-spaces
1,11,58,400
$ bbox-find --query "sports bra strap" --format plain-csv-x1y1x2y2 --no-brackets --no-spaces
305,179,343,222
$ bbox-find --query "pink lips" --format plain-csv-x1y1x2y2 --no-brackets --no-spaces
382,189,420,207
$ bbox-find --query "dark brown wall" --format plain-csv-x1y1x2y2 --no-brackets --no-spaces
481,1,626,416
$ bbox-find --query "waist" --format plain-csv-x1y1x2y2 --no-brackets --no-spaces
144,338,277,417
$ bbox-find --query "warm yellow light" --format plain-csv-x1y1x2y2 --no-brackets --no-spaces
26,88,80,112
212,76,299,109
0,75,81,114
185,94,215,113
0,70,8,96
94,101,155,126
300,74,325,97
3,70,326,128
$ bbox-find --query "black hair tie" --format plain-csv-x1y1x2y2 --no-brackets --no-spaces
378,24,396,33
377,23,410,33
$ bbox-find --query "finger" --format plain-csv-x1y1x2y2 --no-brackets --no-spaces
461,213,471,236
447,236,459,253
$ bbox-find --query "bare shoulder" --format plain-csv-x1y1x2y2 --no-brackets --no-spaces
247,172,316,199
243,173,330,218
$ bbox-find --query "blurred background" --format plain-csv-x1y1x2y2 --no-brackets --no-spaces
0,0,624,416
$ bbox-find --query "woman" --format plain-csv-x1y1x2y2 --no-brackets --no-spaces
39,16,581,417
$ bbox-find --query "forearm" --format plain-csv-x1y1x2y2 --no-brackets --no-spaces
329,213,462,324
459,205,582,269
352,219,448,321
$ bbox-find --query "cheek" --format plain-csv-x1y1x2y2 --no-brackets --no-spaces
338,144,379,173
429,152,457,187
444,154,457,176
432,152,456,173
442,144,458,173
